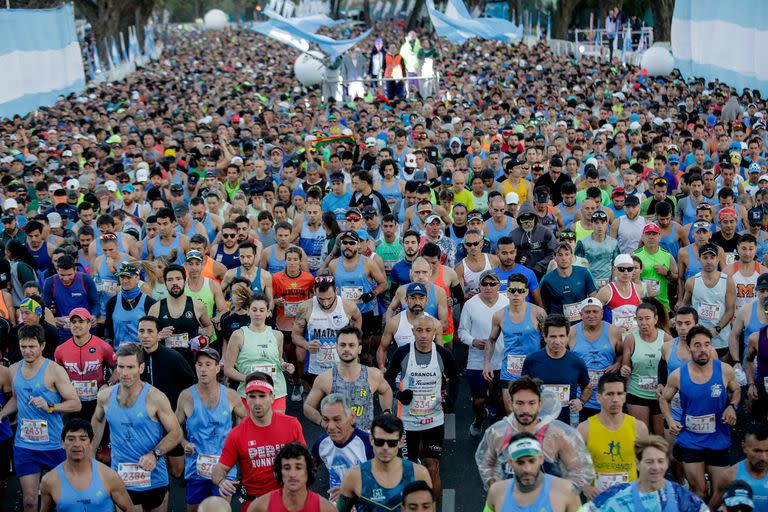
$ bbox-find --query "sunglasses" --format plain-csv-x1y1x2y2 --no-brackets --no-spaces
315,275,335,284
341,240,358,246
222,233,236,239
346,216,361,222
507,287,527,294
616,266,634,272
465,241,481,247
100,233,118,241
371,437,399,448
560,233,576,240
480,281,499,287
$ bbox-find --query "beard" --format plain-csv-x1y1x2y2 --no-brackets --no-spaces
168,285,185,298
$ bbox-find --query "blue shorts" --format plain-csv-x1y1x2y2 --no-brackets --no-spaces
186,478,222,505
14,446,66,477
466,369,496,399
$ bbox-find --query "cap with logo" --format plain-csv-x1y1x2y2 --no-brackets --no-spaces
406,282,428,297
580,297,603,310
613,254,634,267
692,220,712,232
749,207,764,226
698,243,719,257
642,223,660,234
467,211,484,222
339,230,361,241
722,480,754,510
479,270,500,283
186,250,204,261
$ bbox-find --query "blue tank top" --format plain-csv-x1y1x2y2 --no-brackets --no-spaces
500,473,554,512
358,459,415,512
736,460,768,510
95,232,127,257
667,338,689,422
184,385,236,481
298,220,326,275
214,243,240,270
94,255,124,317
558,203,576,229
52,273,91,340
487,218,514,252
178,220,199,239
500,305,541,381
745,301,765,361
151,234,185,265
14,359,64,451
267,246,286,274
113,292,147,346
334,257,375,314
203,214,217,243
28,241,53,279
422,283,439,317
676,360,730,450
78,252,91,274
681,196,700,225
106,383,169,490
409,205,425,233
379,179,402,215
55,459,112,512
684,245,703,280
572,322,615,410
659,227,680,263
236,266,264,293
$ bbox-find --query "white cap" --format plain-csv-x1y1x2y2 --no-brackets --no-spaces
61,149,73,157
629,121,641,130
759,174,768,183
47,212,62,228
136,162,150,171
580,297,603,310
230,156,243,166
365,137,377,147
614,253,634,267
65,178,80,191
104,180,117,192
136,168,149,183
505,192,520,205
585,157,599,168
48,183,63,193
2,198,18,210
405,153,417,168
601,123,614,133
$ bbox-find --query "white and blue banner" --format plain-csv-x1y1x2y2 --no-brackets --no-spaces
426,0,522,44
672,0,768,94
0,4,85,119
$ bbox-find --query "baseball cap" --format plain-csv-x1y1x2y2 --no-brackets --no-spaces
760,174,768,183
614,254,634,267
505,192,520,205
598,168,611,181
121,184,136,193
591,210,608,222
749,162,761,174
245,379,274,394
425,214,444,225
104,180,118,193
413,170,427,182
668,154,681,164
723,480,754,511
757,273,768,291
534,188,549,203
507,436,543,461
365,137,377,147
698,243,719,257
362,205,377,219
115,261,140,277
749,207,764,226
624,195,640,207
580,297,603,310
611,187,626,197
355,229,370,241
47,212,62,229
195,347,221,363
185,250,204,261
68,307,92,321
173,202,189,216
346,207,362,220
479,270,500,283
642,223,660,234
692,220,712,231
2,198,18,211
339,230,361,241
406,282,428,297
170,183,184,194
135,168,149,182
467,210,484,222
65,178,80,191
719,207,738,220
205,170,218,178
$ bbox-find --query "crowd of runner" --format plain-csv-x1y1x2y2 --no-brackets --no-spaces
0,18,767,512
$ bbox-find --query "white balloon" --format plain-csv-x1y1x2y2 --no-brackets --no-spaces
203,9,228,30
294,51,326,86
640,45,675,77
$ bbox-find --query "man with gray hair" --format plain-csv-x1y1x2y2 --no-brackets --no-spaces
311,393,373,502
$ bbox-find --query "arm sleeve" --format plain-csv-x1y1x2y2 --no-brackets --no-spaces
43,277,54,309
658,357,669,386
458,303,474,346
451,283,465,304
104,296,117,342
384,347,406,391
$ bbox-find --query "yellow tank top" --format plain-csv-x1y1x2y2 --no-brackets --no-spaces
574,220,593,242
501,178,528,204
586,414,638,491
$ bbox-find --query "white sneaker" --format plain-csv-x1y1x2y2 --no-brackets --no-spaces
291,386,304,402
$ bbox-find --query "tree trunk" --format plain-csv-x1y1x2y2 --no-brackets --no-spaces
650,0,675,42
511,0,522,24
552,0,579,40
406,0,424,31
363,0,371,26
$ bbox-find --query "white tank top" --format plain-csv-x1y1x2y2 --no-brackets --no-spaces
732,262,759,312
400,343,444,431
617,216,646,254
692,272,731,349
394,310,433,348
462,254,493,296
306,296,350,375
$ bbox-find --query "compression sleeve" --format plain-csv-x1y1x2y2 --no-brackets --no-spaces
658,357,669,386
337,494,356,512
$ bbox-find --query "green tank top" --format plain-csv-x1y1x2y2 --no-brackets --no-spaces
574,220,593,242
185,278,217,343
235,326,286,399
633,247,672,309
627,329,665,399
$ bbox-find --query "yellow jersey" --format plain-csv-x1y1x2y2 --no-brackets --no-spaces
586,414,638,492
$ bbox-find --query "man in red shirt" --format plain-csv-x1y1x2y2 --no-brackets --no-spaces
53,307,116,420
212,371,305,511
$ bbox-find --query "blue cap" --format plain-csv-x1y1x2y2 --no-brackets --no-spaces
121,184,136,193
628,113,640,123
406,282,427,297
668,154,680,164
355,229,369,241
292,189,307,199
706,113,717,126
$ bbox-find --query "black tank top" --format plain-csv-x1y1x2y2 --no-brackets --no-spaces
158,296,200,365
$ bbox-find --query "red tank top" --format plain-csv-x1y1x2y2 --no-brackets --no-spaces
432,265,454,335
606,282,640,309
267,489,321,512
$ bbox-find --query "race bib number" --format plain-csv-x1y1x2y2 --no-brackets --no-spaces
317,345,339,366
409,393,437,415
588,369,605,389
341,286,363,301
166,333,189,349
699,303,722,323
196,454,219,479
20,419,49,442
506,355,525,376
248,363,277,376
99,280,118,295
641,278,660,296
73,379,98,400
542,384,570,406
638,376,658,391
613,315,637,332
563,303,581,323
118,463,151,489
283,302,299,318
686,414,716,434
725,252,736,265
596,278,609,288
595,472,629,491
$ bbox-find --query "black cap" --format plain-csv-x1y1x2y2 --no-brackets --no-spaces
591,210,609,222
339,230,361,241
534,187,550,203
195,347,221,363
722,480,754,510
362,205,377,218
170,183,184,194
757,273,768,291
550,156,563,167
749,207,764,226
698,242,719,257
624,195,640,206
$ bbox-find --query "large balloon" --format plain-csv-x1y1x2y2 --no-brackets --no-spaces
294,51,326,86
640,45,674,77
203,9,228,30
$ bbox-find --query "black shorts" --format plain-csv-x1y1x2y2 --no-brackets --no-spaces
128,486,169,509
280,330,293,346
167,443,184,457
0,438,10,479
626,393,662,416
361,311,382,337
466,369,501,400
672,444,730,466
404,425,444,461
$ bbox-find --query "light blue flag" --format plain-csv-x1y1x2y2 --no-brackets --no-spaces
251,20,310,52
546,14,551,40
425,0,520,42
110,38,120,66
92,40,103,74
119,31,128,62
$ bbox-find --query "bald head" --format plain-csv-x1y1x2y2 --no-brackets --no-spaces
199,496,231,512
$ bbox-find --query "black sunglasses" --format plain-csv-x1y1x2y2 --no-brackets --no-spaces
371,437,399,448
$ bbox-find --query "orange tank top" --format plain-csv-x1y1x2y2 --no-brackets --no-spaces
432,265,454,335
0,292,9,320
201,256,220,283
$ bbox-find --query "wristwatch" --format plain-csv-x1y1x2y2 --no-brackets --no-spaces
46,401,55,414
715,325,722,333
153,448,162,459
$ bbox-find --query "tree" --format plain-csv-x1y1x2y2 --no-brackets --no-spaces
650,0,674,42
406,0,425,31
551,0,580,40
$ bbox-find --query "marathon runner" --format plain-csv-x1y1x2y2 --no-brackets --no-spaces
719,424,768,510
